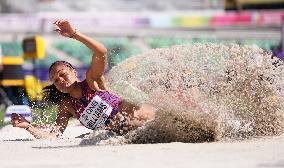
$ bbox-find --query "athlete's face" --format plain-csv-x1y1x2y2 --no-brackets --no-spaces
49,63,78,93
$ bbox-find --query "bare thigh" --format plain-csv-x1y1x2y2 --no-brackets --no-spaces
107,100,156,135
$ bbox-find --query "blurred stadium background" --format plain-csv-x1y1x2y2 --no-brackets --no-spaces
0,0,283,123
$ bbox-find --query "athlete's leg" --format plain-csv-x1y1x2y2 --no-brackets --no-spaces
107,100,156,135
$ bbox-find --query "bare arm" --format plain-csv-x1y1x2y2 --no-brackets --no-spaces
11,100,74,139
54,19,108,90
74,32,108,90
11,115,63,139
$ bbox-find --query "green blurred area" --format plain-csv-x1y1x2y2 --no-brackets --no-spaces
31,105,58,125
1,37,280,69
144,37,279,51
53,37,141,67
0,42,23,56
25,52,61,68
101,38,141,67
0,105,58,128
53,39,92,65
0,110,4,127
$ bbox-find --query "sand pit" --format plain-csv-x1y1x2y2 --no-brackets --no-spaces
0,125,284,168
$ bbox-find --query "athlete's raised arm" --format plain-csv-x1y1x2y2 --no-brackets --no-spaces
53,19,108,90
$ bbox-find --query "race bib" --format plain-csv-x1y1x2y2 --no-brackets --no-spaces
79,95,113,130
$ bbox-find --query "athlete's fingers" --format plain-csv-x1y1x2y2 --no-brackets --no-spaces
54,19,60,25
54,29,63,36
54,28,61,32
53,20,58,24
58,19,64,25
55,19,63,26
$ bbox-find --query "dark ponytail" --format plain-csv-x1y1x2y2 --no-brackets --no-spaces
42,61,76,104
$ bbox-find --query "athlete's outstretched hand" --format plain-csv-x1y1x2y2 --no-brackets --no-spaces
53,19,76,38
11,113,30,129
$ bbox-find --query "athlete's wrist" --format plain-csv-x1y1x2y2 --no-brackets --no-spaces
25,123,32,131
69,29,77,38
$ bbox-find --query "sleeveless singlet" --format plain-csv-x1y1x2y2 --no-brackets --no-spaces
71,79,122,130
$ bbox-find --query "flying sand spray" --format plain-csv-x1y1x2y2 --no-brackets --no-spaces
102,43,284,143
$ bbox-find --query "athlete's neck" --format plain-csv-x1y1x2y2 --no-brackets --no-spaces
69,81,82,99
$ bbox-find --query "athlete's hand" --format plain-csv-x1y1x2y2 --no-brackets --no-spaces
53,19,76,38
11,113,30,129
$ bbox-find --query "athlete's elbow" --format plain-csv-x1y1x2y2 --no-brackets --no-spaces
98,48,108,56
102,47,108,54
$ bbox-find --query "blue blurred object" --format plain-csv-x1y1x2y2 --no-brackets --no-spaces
273,47,284,60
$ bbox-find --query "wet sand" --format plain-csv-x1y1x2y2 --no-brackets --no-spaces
0,125,283,168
